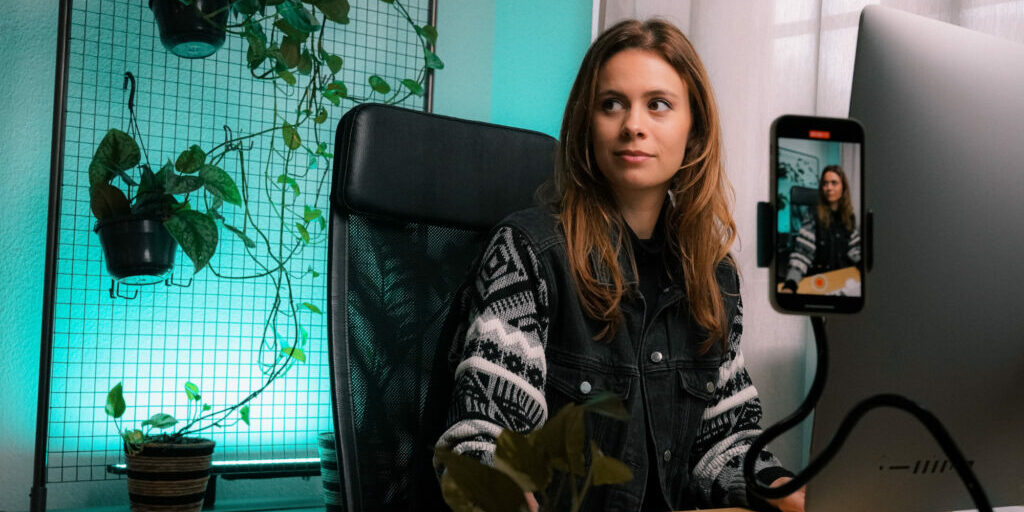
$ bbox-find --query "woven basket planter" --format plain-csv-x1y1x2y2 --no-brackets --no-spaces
317,432,344,511
125,438,215,512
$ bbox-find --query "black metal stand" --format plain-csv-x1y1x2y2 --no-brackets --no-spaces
742,316,992,511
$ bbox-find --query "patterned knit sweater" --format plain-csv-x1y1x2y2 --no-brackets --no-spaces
435,226,789,508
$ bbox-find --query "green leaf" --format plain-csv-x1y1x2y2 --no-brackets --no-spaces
164,170,204,195
165,210,219,272
202,404,212,411
303,205,322,222
277,174,300,195
273,18,309,42
530,403,586,476
277,68,297,85
142,413,178,430
314,107,328,124
281,123,302,150
326,80,347,98
123,429,144,445
184,381,200,401
312,0,350,24
90,183,131,220
590,441,633,486
494,430,552,492
105,382,126,419
416,24,438,45
583,391,629,421
368,75,390,94
277,0,320,33
281,347,306,362
401,78,424,97
379,0,394,3
240,405,250,426
280,37,301,68
199,164,242,205
325,54,343,74
222,222,257,248
296,222,310,243
175,145,206,175
89,129,140,188
301,302,322,314
307,266,320,278
233,0,261,16
297,50,313,75
424,49,445,70
434,449,526,512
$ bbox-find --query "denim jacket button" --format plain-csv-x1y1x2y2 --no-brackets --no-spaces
579,380,592,394
649,351,663,363
663,450,672,462
706,381,715,393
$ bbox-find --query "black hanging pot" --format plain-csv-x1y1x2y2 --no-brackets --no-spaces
95,217,178,285
149,0,230,59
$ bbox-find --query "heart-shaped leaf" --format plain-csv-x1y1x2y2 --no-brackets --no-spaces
199,164,242,205
303,205,322,222
590,441,633,486
273,18,309,42
277,0,320,33
314,108,328,124
240,405,251,425
175,145,206,175
435,449,528,512
301,302,322,314
281,347,306,362
89,129,140,187
184,381,200,401
280,37,301,68
282,123,302,150
90,183,131,220
142,413,178,430
401,78,424,97
416,24,438,45
424,49,444,70
105,382,126,419
313,0,350,24
494,430,552,492
369,75,390,94
296,222,310,243
165,210,218,272
326,54,343,74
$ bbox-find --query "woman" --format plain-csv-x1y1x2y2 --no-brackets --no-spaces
436,19,803,512
782,165,861,293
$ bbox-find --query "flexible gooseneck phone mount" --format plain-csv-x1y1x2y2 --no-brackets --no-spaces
745,202,993,511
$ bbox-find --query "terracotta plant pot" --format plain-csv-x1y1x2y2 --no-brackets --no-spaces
125,438,216,512
95,217,178,285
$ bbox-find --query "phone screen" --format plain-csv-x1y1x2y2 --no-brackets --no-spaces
771,115,865,314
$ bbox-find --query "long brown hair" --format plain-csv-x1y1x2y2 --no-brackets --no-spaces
816,165,855,231
554,19,737,351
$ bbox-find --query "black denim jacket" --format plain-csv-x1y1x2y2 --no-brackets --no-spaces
501,206,739,511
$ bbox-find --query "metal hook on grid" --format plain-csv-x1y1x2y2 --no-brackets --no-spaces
223,125,253,151
164,271,194,288
123,72,136,116
108,279,139,300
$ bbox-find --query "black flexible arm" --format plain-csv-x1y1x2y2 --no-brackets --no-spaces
742,316,992,511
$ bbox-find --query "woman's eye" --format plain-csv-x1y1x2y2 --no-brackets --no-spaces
649,99,671,112
601,98,624,112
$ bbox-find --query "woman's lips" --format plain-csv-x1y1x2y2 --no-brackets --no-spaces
615,151,652,163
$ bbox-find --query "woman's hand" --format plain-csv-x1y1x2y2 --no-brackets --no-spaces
764,476,805,512
524,492,538,512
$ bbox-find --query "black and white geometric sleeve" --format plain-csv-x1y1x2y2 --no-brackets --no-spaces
434,226,550,469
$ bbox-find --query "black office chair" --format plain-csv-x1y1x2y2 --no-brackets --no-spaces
327,104,557,512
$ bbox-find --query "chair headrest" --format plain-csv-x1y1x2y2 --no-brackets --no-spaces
332,104,558,231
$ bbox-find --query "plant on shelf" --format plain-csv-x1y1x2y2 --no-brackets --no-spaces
436,393,634,512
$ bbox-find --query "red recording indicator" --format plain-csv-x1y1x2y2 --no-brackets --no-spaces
809,130,831,139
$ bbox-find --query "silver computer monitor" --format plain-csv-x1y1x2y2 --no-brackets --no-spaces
806,6,1024,512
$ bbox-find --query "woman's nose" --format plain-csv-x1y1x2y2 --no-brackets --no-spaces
621,109,647,139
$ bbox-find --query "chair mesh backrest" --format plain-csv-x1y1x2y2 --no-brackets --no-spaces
328,103,556,512
343,215,483,508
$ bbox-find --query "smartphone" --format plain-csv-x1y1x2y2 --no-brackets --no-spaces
770,115,865,314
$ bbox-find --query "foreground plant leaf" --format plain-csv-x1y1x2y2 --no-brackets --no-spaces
494,430,551,492
589,441,633,486
530,403,586,476
105,382,126,419
142,413,178,430
90,183,131,220
435,449,529,512
89,129,140,188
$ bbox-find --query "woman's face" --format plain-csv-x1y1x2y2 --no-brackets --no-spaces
821,170,843,206
591,48,692,205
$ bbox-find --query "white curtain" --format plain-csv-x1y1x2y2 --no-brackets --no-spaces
595,0,1024,468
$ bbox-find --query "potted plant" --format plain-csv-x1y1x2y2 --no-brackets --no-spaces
150,0,231,59
89,126,243,285
437,393,634,512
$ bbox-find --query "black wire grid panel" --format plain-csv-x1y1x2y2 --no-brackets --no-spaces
47,0,429,483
